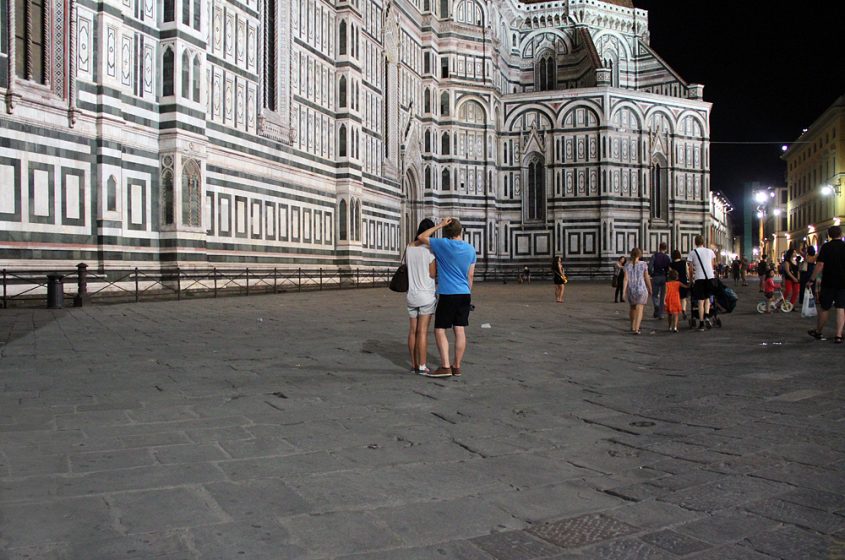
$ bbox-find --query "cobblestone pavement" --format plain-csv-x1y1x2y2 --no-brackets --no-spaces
1,281,843,559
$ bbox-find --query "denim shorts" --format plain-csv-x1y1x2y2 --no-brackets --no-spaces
407,299,437,318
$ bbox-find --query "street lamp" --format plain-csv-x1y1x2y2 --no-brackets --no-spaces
821,184,836,196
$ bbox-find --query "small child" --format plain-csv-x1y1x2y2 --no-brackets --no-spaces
763,268,776,313
664,269,686,332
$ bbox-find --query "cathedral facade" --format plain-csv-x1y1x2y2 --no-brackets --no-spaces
0,0,711,274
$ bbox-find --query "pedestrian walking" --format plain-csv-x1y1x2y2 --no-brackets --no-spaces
758,258,768,292
799,246,816,304
419,217,477,376
665,269,685,332
623,247,652,334
808,225,845,344
552,256,567,303
687,235,717,331
649,242,671,319
782,248,800,307
404,219,437,376
613,256,626,303
731,258,741,286
669,250,689,319
741,257,749,286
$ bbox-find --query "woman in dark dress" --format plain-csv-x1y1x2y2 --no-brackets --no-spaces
669,250,689,319
552,256,566,303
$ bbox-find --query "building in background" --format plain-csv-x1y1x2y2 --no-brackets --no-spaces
0,0,711,274
708,190,734,264
783,94,845,252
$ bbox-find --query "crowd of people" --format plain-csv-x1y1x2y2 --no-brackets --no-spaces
401,218,845,377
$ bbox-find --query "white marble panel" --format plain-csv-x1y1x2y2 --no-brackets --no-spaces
65,174,80,219
0,165,15,214
33,170,50,216
130,183,143,225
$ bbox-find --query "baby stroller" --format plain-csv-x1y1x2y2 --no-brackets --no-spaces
688,280,736,329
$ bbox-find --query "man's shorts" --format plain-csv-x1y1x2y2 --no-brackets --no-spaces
692,279,712,301
407,299,437,318
818,286,845,311
434,294,472,329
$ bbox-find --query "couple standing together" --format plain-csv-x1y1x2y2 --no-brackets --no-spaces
405,218,476,377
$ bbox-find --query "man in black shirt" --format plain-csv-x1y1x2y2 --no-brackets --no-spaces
808,225,845,343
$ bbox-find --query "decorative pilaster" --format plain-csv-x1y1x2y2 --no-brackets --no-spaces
6,0,16,113
68,0,77,126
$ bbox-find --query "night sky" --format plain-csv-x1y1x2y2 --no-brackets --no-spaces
635,1,845,230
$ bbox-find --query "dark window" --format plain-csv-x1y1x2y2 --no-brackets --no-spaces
440,92,449,115
15,0,46,83
339,199,347,240
339,125,347,157
425,167,431,189
440,57,449,78
193,0,201,29
163,0,175,22
263,0,277,110
424,52,431,74
441,132,450,155
182,0,190,25
161,171,174,225
650,158,669,221
181,50,190,98
192,56,201,101
423,88,431,113
527,157,545,221
338,76,347,107
162,49,175,96
440,0,448,18
423,0,430,10
339,21,347,55
107,176,118,212
442,168,450,190
424,130,431,152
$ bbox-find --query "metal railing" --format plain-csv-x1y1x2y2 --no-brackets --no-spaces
1,266,394,308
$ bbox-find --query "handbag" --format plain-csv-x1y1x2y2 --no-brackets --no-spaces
389,248,409,293
611,274,618,288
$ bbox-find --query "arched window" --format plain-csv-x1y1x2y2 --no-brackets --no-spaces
181,51,190,98
163,0,175,21
161,171,174,225
15,0,47,82
441,132,450,155
353,199,360,240
651,155,669,221
424,53,431,74
425,166,431,190
442,168,451,190
339,76,347,107
440,0,448,18
182,160,202,227
423,88,431,113
193,0,201,29
526,155,545,221
454,0,482,25
339,199,348,240
440,92,450,116
107,176,118,212
536,51,556,91
339,125,347,157
182,0,190,25
339,21,347,55
192,56,201,102
162,48,175,96
423,0,430,11
424,130,431,152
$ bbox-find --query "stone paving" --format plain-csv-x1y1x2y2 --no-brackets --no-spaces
0,280,843,559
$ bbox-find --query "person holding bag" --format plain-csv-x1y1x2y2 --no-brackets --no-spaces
404,219,439,376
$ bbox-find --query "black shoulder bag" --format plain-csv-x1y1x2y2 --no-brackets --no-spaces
693,248,721,292
389,247,409,292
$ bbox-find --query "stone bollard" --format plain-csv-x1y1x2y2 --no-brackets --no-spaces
46,273,64,309
74,262,89,307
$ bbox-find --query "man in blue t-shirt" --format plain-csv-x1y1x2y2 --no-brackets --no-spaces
419,217,477,377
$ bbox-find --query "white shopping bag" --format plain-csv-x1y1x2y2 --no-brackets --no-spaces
801,287,817,318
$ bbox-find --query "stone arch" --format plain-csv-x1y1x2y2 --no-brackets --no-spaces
609,101,644,130
557,101,604,128
505,104,555,130
645,107,677,135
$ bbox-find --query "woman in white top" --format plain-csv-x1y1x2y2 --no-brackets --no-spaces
406,219,439,376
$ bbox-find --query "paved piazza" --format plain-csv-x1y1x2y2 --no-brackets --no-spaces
0,281,843,559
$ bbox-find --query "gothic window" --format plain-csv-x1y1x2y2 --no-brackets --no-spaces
182,160,202,227
423,0,430,11
338,76,347,107
424,52,431,74
650,155,669,221
181,51,190,98
339,20,347,55
441,57,449,78
163,0,175,22
354,200,361,240
423,88,431,113
424,130,431,152
161,171,174,225
442,168,451,190
192,56,201,101
339,199,348,240
536,51,556,91
339,124,347,157
439,0,448,18
14,0,46,83
107,176,118,212
263,0,277,111
162,48,175,96
526,154,545,221
455,0,482,25
192,0,201,29
440,92,450,116
182,0,190,25
441,132,450,155
425,166,431,189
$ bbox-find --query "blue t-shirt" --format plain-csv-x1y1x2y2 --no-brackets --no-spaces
429,237,477,295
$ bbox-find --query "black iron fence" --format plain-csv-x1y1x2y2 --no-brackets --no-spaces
1,263,608,308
